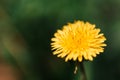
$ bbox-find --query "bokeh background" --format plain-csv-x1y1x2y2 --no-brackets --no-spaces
0,0,120,80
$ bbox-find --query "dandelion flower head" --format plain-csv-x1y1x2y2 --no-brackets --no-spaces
51,20,106,62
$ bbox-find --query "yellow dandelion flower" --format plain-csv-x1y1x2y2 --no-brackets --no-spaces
51,20,106,62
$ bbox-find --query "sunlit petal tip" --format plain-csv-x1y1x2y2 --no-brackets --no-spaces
65,58,68,62
96,52,100,54
51,38,58,42
57,54,61,57
105,44,107,46
73,57,77,61
78,57,82,62
53,52,57,55
53,51,60,55
102,44,107,46
88,56,93,61
83,55,87,59
92,54,97,57
58,53,66,58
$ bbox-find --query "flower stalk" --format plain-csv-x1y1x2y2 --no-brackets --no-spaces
75,61,87,80
79,62,87,80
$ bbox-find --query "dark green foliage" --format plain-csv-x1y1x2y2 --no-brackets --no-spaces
0,0,120,80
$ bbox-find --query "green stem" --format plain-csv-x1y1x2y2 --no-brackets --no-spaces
74,61,87,80
79,62,87,80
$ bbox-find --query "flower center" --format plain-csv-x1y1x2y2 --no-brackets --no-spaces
64,33,89,51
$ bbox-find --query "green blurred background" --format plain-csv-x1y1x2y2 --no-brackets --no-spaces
0,0,120,80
